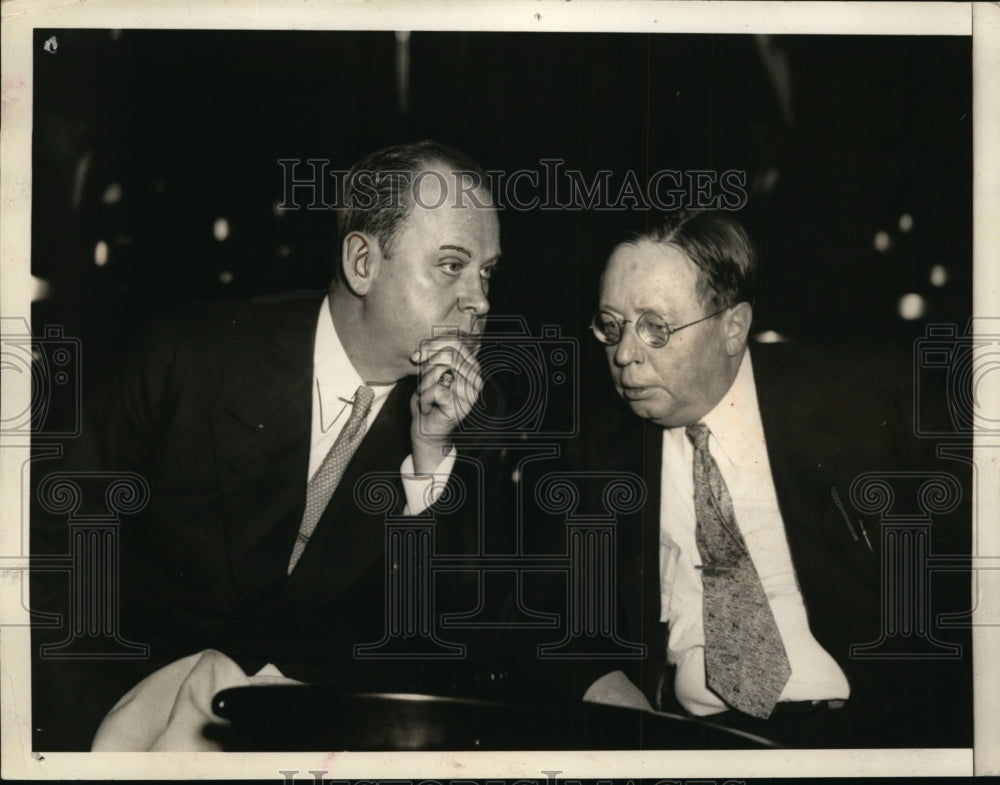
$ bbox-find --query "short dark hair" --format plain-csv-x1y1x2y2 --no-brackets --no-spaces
337,139,489,259
630,211,757,310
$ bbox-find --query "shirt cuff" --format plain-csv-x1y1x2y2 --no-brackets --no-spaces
400,447,457,515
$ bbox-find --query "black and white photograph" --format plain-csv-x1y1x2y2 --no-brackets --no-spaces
1,0,998,780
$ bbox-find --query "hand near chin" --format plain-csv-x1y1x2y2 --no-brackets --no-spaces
409,333,484,475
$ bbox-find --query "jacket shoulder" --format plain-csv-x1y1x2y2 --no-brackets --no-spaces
750,340,910,389
144,294,321,346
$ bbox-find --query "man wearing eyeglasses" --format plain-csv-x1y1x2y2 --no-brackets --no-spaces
581,210,970,747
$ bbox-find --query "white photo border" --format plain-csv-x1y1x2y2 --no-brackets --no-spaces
2,0,997,779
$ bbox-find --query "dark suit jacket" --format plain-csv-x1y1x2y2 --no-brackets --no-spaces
31,293,511,749
579,342,972,747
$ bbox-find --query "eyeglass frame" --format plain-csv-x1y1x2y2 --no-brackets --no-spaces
589,305,732,348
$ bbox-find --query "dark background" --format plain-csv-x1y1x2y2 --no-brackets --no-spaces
31,29,971,404
26,29,974,753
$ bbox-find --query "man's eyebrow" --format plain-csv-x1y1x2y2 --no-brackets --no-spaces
439,245,472,257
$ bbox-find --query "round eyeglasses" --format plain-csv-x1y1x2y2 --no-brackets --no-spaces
590,307,729,348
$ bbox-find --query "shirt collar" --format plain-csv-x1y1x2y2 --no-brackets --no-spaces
699,349,765,467
314,295,394,429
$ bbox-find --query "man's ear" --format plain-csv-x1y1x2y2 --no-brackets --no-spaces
341,232,381,296
723,302,753,356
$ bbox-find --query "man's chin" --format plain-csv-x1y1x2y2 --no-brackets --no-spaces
625,399,685,429
463,335,482,357
626,399,659,421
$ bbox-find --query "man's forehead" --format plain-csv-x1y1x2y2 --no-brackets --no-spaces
404,197,499,237
602,241,698,297
397,187,500,262
409,164,493,211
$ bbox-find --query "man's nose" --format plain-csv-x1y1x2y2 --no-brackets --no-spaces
613,324,643,366
459,271,490,316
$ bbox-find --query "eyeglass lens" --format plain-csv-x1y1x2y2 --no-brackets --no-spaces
593,311,671,347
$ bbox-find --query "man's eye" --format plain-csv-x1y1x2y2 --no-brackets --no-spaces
481,265,497,279
439,260,464,275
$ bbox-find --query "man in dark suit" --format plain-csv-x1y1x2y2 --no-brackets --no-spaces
31,140,507,749
581,211,971,747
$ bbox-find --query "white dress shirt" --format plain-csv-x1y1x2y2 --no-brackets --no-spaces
310,296,455,515
659,351,850,716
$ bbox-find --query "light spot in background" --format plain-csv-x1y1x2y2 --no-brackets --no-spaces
219,270,234,285
759,167,781,195
152,180,165,195
277,245,291,258
272,201,285,217
873,231,891,253
71,152,93,210
898,293,926,321
511,469,521,484
930,264,948,287
110,29,122,42
395,31,411,115
213,217,230,242
755,330,787,344
94,240,109,267
32,276,51,301
899,213,914,233
102,182,123,205
753,34,794,128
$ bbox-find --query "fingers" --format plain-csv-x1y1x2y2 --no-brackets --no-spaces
411,337,484,421
412,339,481,394
410,335,480,371
415,359,483,417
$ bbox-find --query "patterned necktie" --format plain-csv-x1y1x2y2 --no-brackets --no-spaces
287,384,375,574
686,422,791,718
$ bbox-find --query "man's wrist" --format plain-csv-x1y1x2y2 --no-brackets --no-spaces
400,448,458,515
411,434,454,476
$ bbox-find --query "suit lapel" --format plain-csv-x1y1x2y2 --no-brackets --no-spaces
752,345,842,539
213,297,321,600
637,419,668,697
751,345,887,667
281,379,415,601
607,408,664,685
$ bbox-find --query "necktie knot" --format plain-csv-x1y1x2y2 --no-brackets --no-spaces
685,422,711,453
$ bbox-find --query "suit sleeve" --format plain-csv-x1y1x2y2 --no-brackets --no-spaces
29,314,183,750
